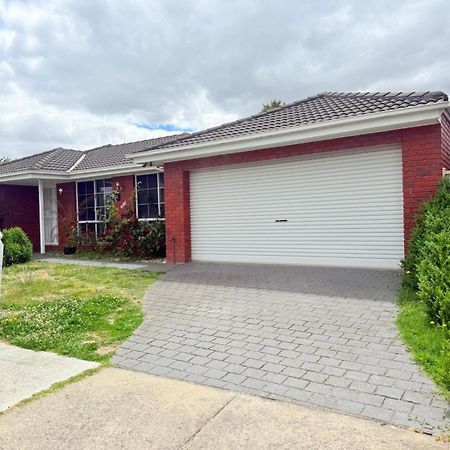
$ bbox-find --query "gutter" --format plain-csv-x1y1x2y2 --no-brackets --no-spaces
0,164,160,184
129,102,449,164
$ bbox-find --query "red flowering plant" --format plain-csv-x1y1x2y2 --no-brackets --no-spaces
95,189,166,259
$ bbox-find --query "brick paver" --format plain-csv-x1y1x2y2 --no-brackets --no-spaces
114,263,449,434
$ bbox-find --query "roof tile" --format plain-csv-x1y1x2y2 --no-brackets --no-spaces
140,91,448,152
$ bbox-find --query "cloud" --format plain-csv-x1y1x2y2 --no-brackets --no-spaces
0,0,449,158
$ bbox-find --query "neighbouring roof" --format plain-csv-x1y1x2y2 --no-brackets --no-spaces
72,134,187,171
0,147,81,175
140,91,448,152
0,134,187,176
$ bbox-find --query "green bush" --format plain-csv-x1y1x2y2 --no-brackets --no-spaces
417,231,450,325
403,176,450,289
139,220,166,257
2,227,33,267
402,177,450,326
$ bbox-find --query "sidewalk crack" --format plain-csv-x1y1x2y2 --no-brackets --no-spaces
179,393,239,449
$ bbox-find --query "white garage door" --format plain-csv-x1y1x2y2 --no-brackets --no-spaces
190,146,404,269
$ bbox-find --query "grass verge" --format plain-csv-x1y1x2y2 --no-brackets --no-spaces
396,286,450,400
0,261,158,362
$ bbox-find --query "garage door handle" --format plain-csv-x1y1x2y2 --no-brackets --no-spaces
275,219,288,223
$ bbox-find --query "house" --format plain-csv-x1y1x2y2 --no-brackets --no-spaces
1,91,449,269
128,91,450,269
0,134,186,253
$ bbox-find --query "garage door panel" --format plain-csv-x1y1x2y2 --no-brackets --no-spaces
190,146,404,269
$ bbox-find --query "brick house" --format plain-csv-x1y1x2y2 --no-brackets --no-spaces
1,91,449,269
130,91,450,269
0,135,185,253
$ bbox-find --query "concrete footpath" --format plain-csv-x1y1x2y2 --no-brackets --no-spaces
0,367,445,450
0,342,98,412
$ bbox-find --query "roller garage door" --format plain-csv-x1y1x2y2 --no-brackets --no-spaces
190,146,404,269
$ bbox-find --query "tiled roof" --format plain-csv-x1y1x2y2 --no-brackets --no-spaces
72,134,187,171
0,147,80,175
141,91,448,152
0,134,187,176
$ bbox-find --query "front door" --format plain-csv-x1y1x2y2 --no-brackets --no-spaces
43,187,58,245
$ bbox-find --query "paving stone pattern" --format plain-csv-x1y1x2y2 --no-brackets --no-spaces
114,263,449,434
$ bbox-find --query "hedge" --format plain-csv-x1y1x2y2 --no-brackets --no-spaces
403,177,450,325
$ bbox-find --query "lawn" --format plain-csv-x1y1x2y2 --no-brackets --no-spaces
396,286,450,400
0,261,159,362
47,250,164,263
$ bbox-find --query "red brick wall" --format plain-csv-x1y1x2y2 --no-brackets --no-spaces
111,175,135,216
441,112,450,170
0,184,40,251
401,125,443,251
56,182,77,250
164,124,444,263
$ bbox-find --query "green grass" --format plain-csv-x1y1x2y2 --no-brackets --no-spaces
396,286,450,400
0,261,158,362
48,250,163,262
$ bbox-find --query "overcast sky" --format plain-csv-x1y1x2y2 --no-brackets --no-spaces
1,0,449,159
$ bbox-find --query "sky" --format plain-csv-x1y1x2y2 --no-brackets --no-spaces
0,0,449,159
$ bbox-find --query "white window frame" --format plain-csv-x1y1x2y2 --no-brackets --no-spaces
135,173,165,221
76,178,112,237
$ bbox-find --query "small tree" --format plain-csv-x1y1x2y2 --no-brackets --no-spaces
0,156,10,165
261,99,284,112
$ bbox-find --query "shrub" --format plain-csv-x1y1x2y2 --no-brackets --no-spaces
78,193,166,259
403,177,450,325
2,227,33,267
417,230,450,325
139,220,166,257
403,176,450,289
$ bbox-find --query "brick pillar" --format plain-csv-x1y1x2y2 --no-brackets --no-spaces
56,182,77,248
165,163,191,263
401,124,443,252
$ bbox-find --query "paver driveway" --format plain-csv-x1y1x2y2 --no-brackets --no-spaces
114,263,449,434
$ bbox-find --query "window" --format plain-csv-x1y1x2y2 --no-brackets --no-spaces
136,173,164,219
77,179,112,236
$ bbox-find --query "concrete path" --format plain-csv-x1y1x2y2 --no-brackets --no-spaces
0,342,98,412
35,255,173,272
0,368,445,450
114,262,450,434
